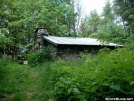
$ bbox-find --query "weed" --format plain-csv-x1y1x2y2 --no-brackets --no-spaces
1,48,134,101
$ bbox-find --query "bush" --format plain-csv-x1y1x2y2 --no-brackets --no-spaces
50,48,134,101
28,47,51,66
0,56,12,67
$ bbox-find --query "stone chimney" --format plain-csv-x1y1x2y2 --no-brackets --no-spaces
34,28,48,51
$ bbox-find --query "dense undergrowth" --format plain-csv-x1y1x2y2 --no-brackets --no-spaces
50,48,134,101
0,58,53,101
0,47,134,101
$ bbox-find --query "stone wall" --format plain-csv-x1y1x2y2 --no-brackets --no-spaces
34,28,48,51
47,45,108,60
54,45,116,60
47,44,57,60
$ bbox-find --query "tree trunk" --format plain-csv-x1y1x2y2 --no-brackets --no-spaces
72,0,76,33
13,47,17,62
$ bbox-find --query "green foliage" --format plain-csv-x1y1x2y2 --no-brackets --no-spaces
79,10,100,37
125,35,134,50
0,56,12,67
98,47,110,54
0,58,53,101
0,0,134,100
1,48,134,100
0,0,76,60
113,0,134,33
90,22,128,44
0,62,29,100
28,47,51,66
50,48,134,101
101,0,114,24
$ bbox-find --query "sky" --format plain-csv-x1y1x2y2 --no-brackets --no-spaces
80,0,107,16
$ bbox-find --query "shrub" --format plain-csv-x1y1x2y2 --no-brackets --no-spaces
0,56,12,67
28,47,51,66
50,48,134,101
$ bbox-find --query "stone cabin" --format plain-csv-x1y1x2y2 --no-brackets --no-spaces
34,28,123,60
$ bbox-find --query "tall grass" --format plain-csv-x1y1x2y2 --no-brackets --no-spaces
1,48,134,101
0,57,53,101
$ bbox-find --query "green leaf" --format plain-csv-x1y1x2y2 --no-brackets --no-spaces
73,88,80,94
91,85,99,92
110,84,120,91
92,82,97,85
130,81,134,85
68,88,72,94
101,83,109,86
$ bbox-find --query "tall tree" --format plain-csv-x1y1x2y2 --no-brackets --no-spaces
90,22,127,44
89,0,128,44
74,0,84,34
0,0,76,61
113,0,134,35
101,0,115,24
79,10,100,37
72,0,76,33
